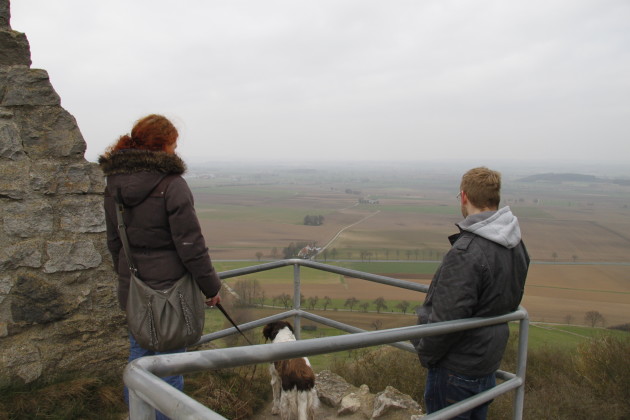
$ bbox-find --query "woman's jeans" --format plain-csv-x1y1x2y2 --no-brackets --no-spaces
124,334,186,420
424,367,496,420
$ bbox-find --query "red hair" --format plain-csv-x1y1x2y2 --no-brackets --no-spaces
112,114,178,152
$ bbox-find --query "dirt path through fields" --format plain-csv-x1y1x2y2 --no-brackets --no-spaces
319,210,381,253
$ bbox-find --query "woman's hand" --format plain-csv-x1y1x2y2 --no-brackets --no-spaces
205,294,221,307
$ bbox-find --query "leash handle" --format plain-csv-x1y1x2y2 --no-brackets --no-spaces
215,303,253,345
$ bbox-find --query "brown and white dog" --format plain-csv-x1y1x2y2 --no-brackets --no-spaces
262,321,319,420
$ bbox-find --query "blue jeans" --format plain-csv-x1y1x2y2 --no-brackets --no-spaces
424,367,496,420
124,334,186,420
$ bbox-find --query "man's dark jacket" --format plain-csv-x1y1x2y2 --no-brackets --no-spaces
99,149,221,310
414,207,529,376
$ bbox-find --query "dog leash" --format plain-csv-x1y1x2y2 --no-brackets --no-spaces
215,303,253,345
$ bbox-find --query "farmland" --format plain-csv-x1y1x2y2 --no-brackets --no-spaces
188,161,630,328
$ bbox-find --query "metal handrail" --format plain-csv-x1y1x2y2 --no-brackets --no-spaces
124,259,529,420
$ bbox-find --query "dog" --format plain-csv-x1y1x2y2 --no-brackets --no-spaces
262,321,319,420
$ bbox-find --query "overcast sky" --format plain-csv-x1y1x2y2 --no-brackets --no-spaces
10,0,630,166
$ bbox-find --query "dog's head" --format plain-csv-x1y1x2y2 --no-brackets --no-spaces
263,321,295,342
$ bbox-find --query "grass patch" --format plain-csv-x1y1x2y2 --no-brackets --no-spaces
186,366,270,420
0,375,127,420
196,204,329,224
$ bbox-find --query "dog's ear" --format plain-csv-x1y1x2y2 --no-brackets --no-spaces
262,324,272,341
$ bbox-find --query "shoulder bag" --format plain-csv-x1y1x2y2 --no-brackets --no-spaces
114,183,205,352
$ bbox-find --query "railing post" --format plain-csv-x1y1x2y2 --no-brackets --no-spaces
293,263,301,339
513,312,529,420
129,389,155,420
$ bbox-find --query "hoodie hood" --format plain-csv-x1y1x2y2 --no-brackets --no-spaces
457,206,522,248
98,149,186,207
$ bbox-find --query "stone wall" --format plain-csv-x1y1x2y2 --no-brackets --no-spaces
0,0,127,387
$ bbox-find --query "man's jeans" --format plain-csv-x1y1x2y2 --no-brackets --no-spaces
424,367,496,420
124,334,186,420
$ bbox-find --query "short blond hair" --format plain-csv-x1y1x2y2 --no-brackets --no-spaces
460,167,501,209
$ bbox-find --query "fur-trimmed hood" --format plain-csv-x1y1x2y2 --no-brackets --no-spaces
99,149,187,207
98,149,186,176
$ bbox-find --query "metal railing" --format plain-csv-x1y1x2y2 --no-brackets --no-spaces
124,259,529,420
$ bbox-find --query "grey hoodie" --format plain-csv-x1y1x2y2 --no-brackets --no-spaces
457,206,522,249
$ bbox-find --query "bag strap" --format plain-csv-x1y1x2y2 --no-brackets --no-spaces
112,174,171,277
114,188,139,276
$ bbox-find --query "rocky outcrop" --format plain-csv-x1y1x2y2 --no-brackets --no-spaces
0,0,127,387
316,370,424,419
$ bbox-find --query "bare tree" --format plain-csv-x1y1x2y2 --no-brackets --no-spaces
233,278,262,306
344,297,359,312
271,247,278,259
322,296,332,311
279,293,291,309
565,314,574,325
307,296,319,310
396,300,410,314
374,297,388,313
585,310,605,327
257,290,266,307
372,319,383,330
255,251,263,261
359,302,370,312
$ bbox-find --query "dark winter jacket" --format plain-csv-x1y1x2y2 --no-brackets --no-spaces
414,207,529,377
99,149,221,310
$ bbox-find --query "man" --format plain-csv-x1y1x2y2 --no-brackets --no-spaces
414,167,529,419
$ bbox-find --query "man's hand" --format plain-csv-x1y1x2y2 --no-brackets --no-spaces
205,294,221,307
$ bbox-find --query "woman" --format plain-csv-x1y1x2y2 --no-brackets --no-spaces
99,114,221,419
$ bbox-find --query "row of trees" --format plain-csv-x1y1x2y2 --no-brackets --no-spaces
256,246,446,261
231,280,417,315
233,279,418,314
551,252,580,262
318,248,444,262
303,215,324,226
271,293,418,314
271,294,415,314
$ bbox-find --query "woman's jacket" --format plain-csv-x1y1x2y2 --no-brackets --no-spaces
99,149,221,310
